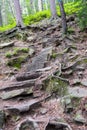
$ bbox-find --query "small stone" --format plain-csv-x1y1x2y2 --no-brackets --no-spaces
72,79,81,85
40,108,47,115
27,36,36,42
81,79,87,87
29,48,35,56
74,110,86,124
61,96,73,113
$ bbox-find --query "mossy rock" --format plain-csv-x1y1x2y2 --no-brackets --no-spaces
16,32,27,41
45,77,68,97
7,55,28,68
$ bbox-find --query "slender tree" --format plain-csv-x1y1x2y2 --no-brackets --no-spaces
58,0,67,34
38,0,43,11
13,0,24,27
49,0,58,19
0,4,2,26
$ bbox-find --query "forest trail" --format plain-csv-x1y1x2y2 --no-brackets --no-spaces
0,18,87,130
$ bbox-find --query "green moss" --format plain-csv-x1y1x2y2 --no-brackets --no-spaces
0,22,16,32
51,52,58,59
45,77,68,96
20,48,29,53
68,27,75,34
5,48,29,58
5,52,12,58
16,32,27,41
7,55,28,69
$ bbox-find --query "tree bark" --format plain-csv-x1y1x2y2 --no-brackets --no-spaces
0,5,2,26
13,0,24,27
38,0,43,11
49,0,58,19
58,0,67,34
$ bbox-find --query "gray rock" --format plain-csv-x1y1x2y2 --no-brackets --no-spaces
29,48,35,56
71,79,81,85
40,108,47,115
27,46,53,72
61,96,73,113
0,88,33,100
81,79,87,87
27,36,36,42
74,110,86,124
68,87,87,98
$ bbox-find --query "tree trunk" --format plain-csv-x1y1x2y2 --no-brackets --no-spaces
58,0,67,34
49,0,58,19
0,5,2,26
38,0,43,11
13,0,24,27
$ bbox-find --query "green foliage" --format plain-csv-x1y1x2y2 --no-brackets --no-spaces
0,22,16,32
77,1,87,29
57,1,81,16
23,10,51,25
0,1,81,32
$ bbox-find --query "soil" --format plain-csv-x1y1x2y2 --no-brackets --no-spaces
0,18,87,130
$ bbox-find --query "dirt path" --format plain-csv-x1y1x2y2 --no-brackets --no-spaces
0,18,87,130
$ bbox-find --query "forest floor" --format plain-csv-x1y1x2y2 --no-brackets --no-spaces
0,17,87,130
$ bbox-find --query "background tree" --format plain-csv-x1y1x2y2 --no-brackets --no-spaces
58,0,67,34
49,0,58,19
13,0,24,27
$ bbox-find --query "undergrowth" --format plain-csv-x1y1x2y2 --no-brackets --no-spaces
0,1,80,32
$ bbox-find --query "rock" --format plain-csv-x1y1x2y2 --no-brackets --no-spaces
0,88,33,100
61,96,73,113
68,87,87,98
0,111,5,129
71,79,81,85
0,41,14,49
81,79,87,87
27,36,36,42
74,110,86,124
40,108,47,115
27,46,53,72
29,48,35,56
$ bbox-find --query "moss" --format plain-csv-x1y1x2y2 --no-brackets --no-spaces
16,32,27,41
7,55,28,69
68,27,75,34
5,47,29,58
45,77,68,96
51,52,58,59
5,52,12,58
